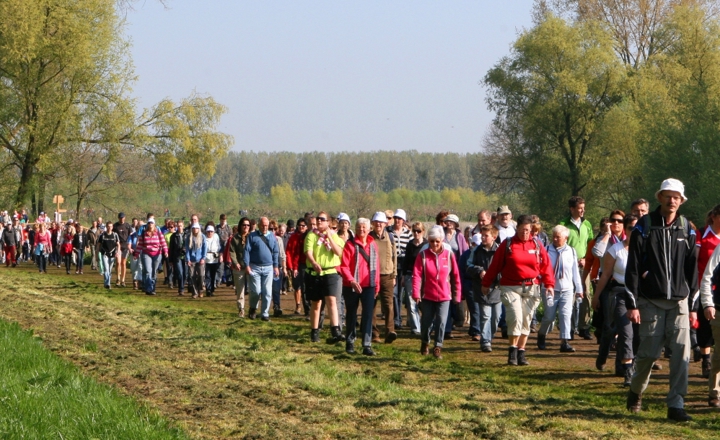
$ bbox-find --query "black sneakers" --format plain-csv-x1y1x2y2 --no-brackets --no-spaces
537,334,547,350
508,346,518,366
517,349,528,366
559,341,575,353
310,329,320,343
667,407,692,422
622,363,634,387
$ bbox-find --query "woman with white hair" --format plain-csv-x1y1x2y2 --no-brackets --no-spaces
185,223,207,298
537,225,583,353
412,225,462,359
338,218,381,355
482,215,554,366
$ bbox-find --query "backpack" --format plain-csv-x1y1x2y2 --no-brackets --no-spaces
640,214,691,252
505,236,542,266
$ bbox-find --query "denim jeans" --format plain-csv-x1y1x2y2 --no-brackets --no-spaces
173,260,187,293
343,286,376,348
403,275,420,333
393,269,404,328
480,302,502,346
140,253,162,293
249,264,273,318
466,293,481,336
75,248,85,271
421,300,450,347
101,254,115,287
539,289,574,340
38,253,48,272
131,256,143,282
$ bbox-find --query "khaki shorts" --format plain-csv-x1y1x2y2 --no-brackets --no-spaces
500,284,541,337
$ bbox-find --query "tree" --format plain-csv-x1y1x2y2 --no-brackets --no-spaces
0,0,231,210
483,14,627,219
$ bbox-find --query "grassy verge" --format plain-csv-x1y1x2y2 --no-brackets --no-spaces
0,265,718,439
0,318,188,439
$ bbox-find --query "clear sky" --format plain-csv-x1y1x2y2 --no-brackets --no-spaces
125,0,536,154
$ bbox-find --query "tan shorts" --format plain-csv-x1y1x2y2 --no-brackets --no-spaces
500,284,541,337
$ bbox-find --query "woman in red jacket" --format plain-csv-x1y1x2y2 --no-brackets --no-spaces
286,218,309,315
482,214,555,366
338,218,381,356
412,225,462,359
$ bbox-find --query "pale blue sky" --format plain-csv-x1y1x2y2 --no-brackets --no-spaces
126,1,536,153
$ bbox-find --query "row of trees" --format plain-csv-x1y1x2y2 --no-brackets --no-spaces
483,0,720,222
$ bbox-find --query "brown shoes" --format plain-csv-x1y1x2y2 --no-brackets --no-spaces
420,342,429,355
433,346,442,359
626,390,642,413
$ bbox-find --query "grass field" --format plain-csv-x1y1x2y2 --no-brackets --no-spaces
0,262,718,439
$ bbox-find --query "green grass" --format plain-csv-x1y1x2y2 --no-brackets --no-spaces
1,266,719,439
0,319,188,440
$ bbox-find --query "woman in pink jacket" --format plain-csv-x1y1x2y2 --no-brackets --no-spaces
413,225,462,359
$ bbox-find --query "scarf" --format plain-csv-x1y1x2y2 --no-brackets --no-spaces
312,228,333,251
553,245,567,280
353,238,377,288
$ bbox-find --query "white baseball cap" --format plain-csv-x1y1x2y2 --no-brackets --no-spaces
206,225,215,232
337,212,350,223
371,211,388,223
393,209,407,221
471,233,482,246
191,223,201,229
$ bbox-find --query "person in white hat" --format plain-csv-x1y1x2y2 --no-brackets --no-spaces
204,224,222,296
185,223,207,298
370,211,398,344
336,212,353,243
624,178,697,422
387,208,412,330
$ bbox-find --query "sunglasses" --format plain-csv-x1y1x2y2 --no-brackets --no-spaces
298,224,307,228
317,217,327,222
609,218,623,223
241,224,250,227
413,230,423,233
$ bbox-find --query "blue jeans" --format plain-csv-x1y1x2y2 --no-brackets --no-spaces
75,248,85,271
393,270,403,328
403,275,420,333
539,289,574,340
272,271,284,311
480,302,502,346
101,254,115,287
249,264,273,318
38,253,48,272
421,300,450,347
343,286,376,348
466,293,481,336
140,253,162,293
173,260,187,293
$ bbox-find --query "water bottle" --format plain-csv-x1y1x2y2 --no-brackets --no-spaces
546,293,554,308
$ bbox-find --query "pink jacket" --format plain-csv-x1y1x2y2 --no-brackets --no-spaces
412,248,461,303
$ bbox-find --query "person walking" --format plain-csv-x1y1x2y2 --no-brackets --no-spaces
229,217,251,317
96,222,120,289
114,213,133,287
72,223,88,274
185,223,207,298
402,222,427,335
467,226,501,352
286,218,309,316
204,225,222,296
168,221,186,296
59,222,76,275
412,226,462,359
34,222,52,273
369,212,398,344
624,178,697,422
133,218,168,296
244,217,280,321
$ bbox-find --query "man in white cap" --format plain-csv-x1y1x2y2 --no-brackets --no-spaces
624,178,697,422
370,211,398,343
495,206,516,244
387,208,412,330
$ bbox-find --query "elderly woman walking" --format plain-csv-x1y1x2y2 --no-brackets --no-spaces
412,225,462,359
133,218,168,296
185,223,208,298
338,218,381,355
537,225,583,353
482,215,554,366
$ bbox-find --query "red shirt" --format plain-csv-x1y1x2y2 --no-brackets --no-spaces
285,231,307,270
337,235,380,293
697,227,720,283
482,236,555,289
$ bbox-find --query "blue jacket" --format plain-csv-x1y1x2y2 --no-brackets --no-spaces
244,230,279,268
185,234,207,263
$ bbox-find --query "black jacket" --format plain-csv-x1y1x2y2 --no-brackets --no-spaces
168,231,185,263
72,232,87,249
624,207,698,309
467,243,500,305
1,228,16,247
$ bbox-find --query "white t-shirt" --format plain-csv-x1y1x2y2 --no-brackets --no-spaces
607,241,629,285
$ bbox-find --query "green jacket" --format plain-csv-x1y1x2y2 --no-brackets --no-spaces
558,216,593,260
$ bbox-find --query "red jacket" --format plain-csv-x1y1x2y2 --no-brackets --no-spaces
412,248,462,303
285,231,307,271
482,236,555,289
337,235,380,293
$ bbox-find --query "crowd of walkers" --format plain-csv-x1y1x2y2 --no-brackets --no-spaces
1,178,719,421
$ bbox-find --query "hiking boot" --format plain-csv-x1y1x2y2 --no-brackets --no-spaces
481,344,492,353
595,357,606,371
667,407,692,422
248,308,257,320
420,342,429,355
385,332,397,344
310,329,320,343
702,358,712,379
622,363,634,387
508,346,518,366
433,346,443,359
517,349,528,366
560,342,575,353
345,341,355,354
362,347,376,356
273,308,283,318
626,390,642,413
326,326,345,344
581,329,593,340
537,334,546,350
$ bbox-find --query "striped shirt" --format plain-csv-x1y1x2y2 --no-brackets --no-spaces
387,225,413,259
133,229,168,258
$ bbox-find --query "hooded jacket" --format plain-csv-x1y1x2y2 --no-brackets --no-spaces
624,207,698,309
